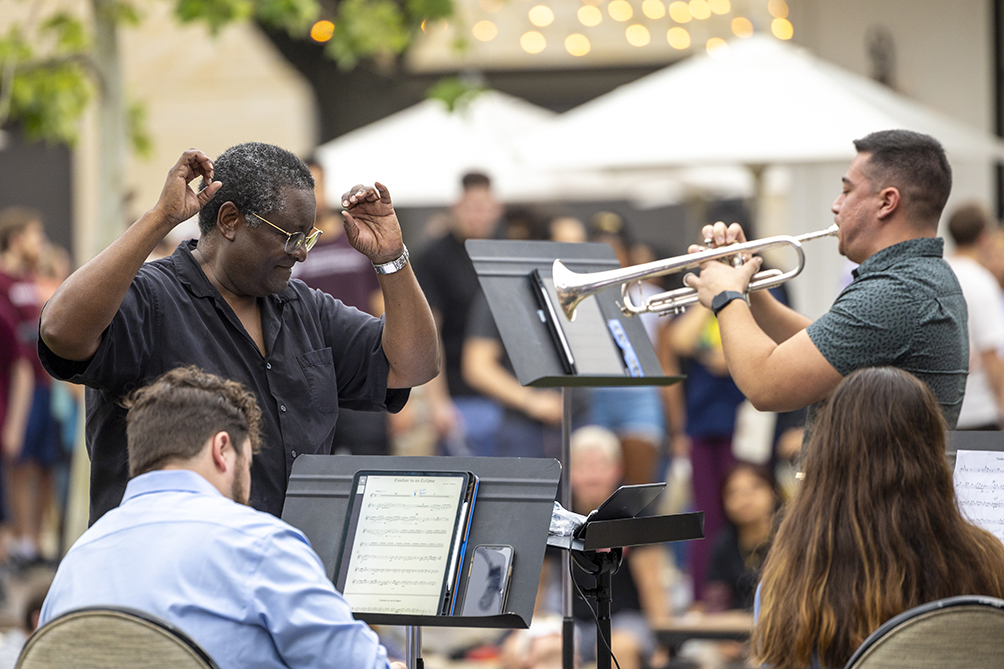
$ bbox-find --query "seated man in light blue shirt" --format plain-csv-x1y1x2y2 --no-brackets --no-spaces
40,366,403,669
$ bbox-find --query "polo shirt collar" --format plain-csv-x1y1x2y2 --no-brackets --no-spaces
172,239,299,303
122,469,223,503
852,237,943,280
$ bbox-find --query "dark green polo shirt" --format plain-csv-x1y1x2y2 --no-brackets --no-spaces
805,237,968,429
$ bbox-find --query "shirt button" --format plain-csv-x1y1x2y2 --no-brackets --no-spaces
280,405,287,412
291,450,297,458
266,363,272,370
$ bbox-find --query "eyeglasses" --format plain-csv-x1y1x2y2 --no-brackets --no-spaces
249,212,322,255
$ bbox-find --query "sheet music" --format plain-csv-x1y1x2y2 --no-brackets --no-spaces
953,449,1004,545
341,474,467,615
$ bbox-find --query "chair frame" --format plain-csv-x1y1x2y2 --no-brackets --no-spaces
844,595,1004,668
17,605,221,669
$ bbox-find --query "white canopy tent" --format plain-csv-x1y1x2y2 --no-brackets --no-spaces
313,90,753,207
522,35,1004,171
517,35,1004,319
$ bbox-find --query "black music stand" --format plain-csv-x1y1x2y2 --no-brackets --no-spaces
550,483,704,669
282,455,561,668
465,240,688,669
946,430,1004,469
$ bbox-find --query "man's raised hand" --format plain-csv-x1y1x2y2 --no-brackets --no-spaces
340,182,405,265
153,149,222,228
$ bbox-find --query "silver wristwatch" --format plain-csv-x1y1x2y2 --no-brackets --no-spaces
372,245,410,275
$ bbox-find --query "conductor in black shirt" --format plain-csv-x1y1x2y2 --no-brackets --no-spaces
39,144,440,523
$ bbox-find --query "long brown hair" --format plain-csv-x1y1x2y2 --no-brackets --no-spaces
752,367,1004,669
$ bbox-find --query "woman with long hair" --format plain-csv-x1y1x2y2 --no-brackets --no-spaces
752,367,1004,669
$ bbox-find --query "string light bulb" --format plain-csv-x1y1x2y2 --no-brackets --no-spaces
626,24,651,46
667,26,690,48
668,1,692,22
528,5,555,27
565,33,591,55
472,20,499,41
608,0,634,22
642,0,666,20
771,17,793,39
520,30,547,53
578,5,603,26
310,20,335,42
731,16,753,37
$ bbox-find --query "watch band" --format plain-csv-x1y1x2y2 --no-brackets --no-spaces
711,290,747,316
372,245,410,275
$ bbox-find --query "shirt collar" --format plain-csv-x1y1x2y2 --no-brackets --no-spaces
172,239,299,303
122,469,224,503
852,237,944,279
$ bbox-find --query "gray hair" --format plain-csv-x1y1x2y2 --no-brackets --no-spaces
570,425,622,464
198,142,315,235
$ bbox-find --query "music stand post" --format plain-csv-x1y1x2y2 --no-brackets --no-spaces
467,240,700,669
282,455,562,668
549,482,705,669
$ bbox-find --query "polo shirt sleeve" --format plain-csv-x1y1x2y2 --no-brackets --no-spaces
38,270,160,391
313,290,409,413
805,275,913,376
250,527,391,669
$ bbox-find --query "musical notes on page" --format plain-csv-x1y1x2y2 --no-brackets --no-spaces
954,450,1004,545
341,474,466,615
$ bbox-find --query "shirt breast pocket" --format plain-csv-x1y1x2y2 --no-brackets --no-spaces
297,348,338,414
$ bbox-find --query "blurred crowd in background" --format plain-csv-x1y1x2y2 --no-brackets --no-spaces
2,156,1004,669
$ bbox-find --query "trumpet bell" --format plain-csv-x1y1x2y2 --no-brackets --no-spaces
552,259,585,321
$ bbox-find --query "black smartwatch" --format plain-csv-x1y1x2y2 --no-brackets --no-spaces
711,290,747,316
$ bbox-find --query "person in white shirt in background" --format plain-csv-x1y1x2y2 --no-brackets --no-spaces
946,203,1004,430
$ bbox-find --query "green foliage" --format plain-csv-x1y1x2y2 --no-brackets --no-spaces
40,14,90,52
176,0,318,35
128,100,153,159
94,0,141,26
174,0,255,34
406,0,454,25
8,60,92,145
1,0,463,148
255,0,319,33
326,0,409,70
426,76,486,112
0,17,92,145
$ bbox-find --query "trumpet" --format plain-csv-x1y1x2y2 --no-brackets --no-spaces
553,225,838,320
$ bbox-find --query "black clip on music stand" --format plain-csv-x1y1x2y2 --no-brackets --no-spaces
465,239,695,669
282,454,561,669
549,483,705,669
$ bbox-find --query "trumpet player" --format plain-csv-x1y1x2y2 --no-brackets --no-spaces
685,129,967,432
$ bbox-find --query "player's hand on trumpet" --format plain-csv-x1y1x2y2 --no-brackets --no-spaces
697,221,748,250
684,221,762,312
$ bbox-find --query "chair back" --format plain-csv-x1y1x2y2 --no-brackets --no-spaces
16,606,220,669
844,595,1004,669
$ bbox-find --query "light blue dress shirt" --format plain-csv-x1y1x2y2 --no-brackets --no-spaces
40,470,391,669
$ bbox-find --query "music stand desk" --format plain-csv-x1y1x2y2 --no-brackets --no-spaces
282,454,560,629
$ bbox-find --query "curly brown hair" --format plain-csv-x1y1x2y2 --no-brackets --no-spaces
124,366,263,478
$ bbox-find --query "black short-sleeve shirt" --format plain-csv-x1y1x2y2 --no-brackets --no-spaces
39,240,409,524
805,237,968,429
